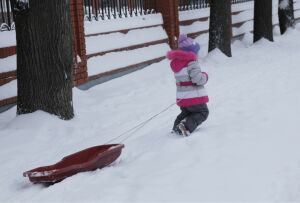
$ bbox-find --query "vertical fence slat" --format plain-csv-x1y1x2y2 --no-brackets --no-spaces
119,0,122,17
139,0,142,15
0,0,5,27
6,0,10,29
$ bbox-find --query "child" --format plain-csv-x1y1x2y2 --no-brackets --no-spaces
166,34,209,136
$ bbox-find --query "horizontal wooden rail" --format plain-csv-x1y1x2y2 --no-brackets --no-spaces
0,46,16,58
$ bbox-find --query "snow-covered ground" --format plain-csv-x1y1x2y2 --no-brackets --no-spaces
0,23,300,202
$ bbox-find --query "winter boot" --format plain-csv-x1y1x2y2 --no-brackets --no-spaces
178,123,191,137
172,125,182,135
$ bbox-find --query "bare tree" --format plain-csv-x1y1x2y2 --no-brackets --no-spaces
278,0,295,34
13,0,74,120
208,0,232,57
254,0,273,42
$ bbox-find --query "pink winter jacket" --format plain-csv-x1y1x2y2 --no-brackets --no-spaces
167,50,209,107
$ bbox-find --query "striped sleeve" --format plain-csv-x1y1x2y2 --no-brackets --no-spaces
187,61,208,86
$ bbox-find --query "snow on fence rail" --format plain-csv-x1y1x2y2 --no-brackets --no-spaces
179,1,256,39
84,13,169,80
180,0,300,40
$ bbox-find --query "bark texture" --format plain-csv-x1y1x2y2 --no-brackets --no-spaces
278,0,295,34
254,0,273,42
14,0,74,120
208,0,232,57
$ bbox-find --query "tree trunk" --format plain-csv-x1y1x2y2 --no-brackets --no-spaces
208,0,232,57
278,0,295,34
14,0,74,120
254,0,273,42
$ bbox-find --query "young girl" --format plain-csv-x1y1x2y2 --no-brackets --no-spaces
166,34,209,136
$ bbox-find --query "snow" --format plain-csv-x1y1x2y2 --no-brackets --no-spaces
232,1,254,12
87,43,170,76
108,144,123,151
0,54,16,73
273,0,279,11
0,31,16,48
28,170,57,178
279,0,289,9
232,20,253,36
85,13,163,35
0,23,300,202
76,55,81,63
0,80,17,100
85,26,168,55
296,10,300,18
180,20,209,35
179,8,210,21
273,15,280,25
296,0,300,9
179,8,210,35
232,9,253,24
295,0,300,19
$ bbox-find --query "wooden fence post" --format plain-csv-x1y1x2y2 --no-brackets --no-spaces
69,0,88,86
156,0,179,49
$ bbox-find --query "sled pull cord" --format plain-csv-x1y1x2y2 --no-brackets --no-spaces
104,102,178,144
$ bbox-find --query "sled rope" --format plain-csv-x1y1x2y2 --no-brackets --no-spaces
104,101,178,144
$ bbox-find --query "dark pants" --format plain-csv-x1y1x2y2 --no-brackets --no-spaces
173,103,209,133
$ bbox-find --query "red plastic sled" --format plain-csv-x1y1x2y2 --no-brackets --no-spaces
23,144,124,183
